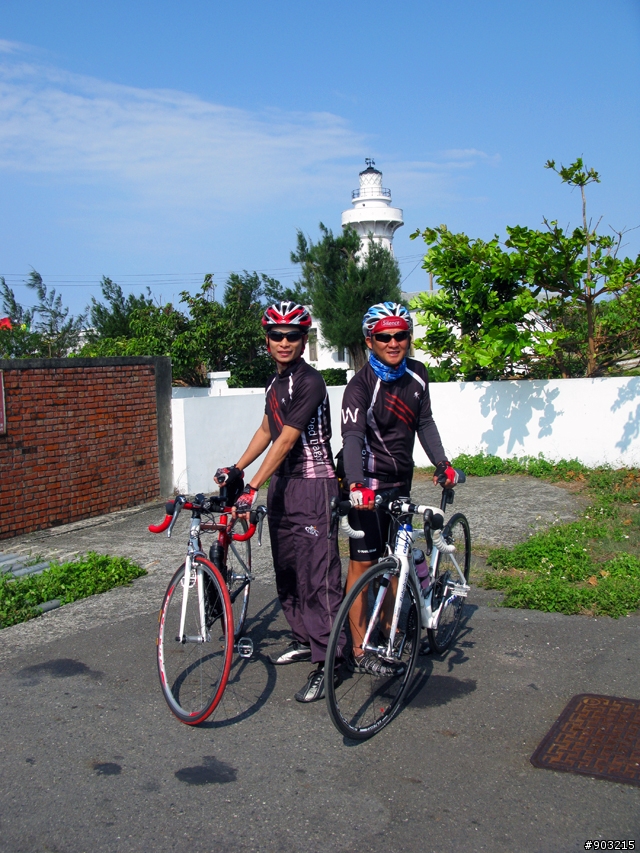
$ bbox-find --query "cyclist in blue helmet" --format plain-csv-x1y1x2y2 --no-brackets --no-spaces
340,301,456,672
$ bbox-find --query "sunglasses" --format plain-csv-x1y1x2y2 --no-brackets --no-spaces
267,330,305,343
372,330,411,343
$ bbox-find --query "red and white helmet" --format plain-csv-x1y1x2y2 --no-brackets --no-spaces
262,301,312,329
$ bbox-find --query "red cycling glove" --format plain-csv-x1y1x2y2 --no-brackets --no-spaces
434,461,457,486
350,483,376,509
234,485,258,513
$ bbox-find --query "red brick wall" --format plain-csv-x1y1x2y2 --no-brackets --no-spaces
0,358,165,540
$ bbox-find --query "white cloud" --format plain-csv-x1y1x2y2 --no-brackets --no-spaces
0,47,366,211
0,44,500,220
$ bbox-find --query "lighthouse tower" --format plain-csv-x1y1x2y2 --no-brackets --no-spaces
341,159,404,256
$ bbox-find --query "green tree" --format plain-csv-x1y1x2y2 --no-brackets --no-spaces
78,271,294,387
505,158,640,377
411,158,640,380
179,271,274,388
87,276,154,340
291,224,402,371
408,228,556,381
0,276,42,357
0,273,85,358
26,271,85,357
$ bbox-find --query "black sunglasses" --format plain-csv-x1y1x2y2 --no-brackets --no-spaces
372,330,411,343
267,330,305,343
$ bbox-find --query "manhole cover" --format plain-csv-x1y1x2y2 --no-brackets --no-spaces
531,693,640,786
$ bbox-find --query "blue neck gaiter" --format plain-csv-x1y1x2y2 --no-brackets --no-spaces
368,351,407,383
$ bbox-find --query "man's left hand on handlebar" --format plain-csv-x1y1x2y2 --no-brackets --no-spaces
214,464,244,486
433,460,457,489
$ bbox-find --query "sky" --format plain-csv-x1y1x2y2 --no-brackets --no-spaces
1,0,639,317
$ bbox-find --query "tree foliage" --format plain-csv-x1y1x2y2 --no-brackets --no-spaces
87,277,155,340
408,228,556,381
0,272,85,358
410,158,640,380
78,271,292,386
291,224,402,371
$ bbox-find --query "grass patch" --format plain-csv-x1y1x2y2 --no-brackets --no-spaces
421,453,640,618
0,552,146,629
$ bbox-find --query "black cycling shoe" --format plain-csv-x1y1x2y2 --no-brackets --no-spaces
294,665,341,703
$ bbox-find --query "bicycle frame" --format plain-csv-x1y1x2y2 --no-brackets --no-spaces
152,495,261,646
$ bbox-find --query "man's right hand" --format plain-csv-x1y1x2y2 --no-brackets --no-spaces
433,460,457,488
350,483,376,510
233,485,258,517
214,465,244,486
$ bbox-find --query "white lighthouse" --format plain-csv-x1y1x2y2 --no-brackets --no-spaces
341,159,404,255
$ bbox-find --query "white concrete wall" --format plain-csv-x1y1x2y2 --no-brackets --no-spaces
170,377,640,493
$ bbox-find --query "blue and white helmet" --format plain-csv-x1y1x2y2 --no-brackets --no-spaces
362,302,412,337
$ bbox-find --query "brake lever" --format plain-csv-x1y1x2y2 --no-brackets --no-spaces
167,495,186,538
257,505,267,546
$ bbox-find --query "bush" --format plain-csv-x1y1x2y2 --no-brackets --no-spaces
0,552,146,629
320,368,348,386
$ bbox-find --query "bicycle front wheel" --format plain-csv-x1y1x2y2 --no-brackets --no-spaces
226,518,251,640
157,556,233,725
325,559,420,740
427,512,471,654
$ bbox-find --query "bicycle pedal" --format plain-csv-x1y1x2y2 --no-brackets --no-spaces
450,583,470,597
236,636,254,658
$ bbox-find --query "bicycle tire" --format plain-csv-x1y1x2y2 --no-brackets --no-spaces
224,518,251,639
325,558,420,740
427,512,471,654
157,556,233,725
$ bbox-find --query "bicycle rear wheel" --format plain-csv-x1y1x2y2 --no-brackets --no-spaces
157,556,233,725
225,518,251,640
325,559,420,740
427,512,471,654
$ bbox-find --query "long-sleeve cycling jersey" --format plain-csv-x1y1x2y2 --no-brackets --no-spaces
265,358,336,479
341,358,446,490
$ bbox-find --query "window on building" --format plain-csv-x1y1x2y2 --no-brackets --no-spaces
308,329,318,362
337,347,352,367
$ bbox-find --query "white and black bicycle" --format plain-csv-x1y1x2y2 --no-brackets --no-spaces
325,477,471,739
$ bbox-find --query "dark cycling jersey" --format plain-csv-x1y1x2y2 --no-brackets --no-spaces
265,358,335,479
341,358,446,489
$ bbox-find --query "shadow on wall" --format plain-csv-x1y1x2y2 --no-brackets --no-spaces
479,382,561,455
613,377,640,453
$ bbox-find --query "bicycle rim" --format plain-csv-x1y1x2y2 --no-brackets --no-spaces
326,559,420,740
226,518,251,640
157,556,233,725
427,512,471,654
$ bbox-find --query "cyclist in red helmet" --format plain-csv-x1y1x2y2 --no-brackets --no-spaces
215,301,345,702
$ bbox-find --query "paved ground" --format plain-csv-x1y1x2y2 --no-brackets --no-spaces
0,477,638,852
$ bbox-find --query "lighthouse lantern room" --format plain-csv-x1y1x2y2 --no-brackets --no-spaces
341,159,404,256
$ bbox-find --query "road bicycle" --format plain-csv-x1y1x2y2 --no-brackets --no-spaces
149,485,266,725
325,478,471,739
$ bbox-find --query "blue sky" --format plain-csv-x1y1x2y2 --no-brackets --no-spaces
1,0,639,316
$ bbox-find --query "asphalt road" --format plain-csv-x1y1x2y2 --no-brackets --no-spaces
0,477,638,852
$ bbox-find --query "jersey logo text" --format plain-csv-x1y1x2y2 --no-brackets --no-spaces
342,407,359,424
